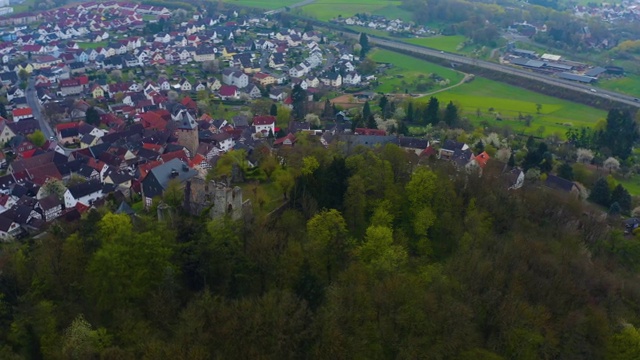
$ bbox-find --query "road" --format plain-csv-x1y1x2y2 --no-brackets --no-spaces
343,33,640,108
26,77,55,139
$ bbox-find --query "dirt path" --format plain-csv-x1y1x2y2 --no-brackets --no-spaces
407,73,474,98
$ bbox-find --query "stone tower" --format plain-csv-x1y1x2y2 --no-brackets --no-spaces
174,109,198,157
184,177,244,220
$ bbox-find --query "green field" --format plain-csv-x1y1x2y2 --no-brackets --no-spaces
420,77,607,137
77,41,109,49
11,0,35,13
369,49,464,93
405,36,468,53
301,0,404,21
221,0,300,9
599,74,640,98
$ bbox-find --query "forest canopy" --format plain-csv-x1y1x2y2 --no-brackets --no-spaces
1,140,640,359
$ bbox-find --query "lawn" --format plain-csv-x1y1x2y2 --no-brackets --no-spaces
11,0,35,13
616,175,640,196
300,0,404,21
405,36,468,53
368,49,464,93
599,74,640,98
77,41,109,49
221,0,300,9
417,77,608,137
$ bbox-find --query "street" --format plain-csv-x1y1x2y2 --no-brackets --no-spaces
25,77,55,139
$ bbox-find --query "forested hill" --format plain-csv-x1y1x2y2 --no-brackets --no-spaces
2,141,640,359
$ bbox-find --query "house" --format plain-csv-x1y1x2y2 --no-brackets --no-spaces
194,47,215,62
63,180,107,208
0,215,21,241
544,174,580,197
11,107,33,122
253,115,276,136
58,78,83,96
222,69,249,88
39,193,62,222
274,133,297,147
218,85,238,100
90,84,105,98
141,158,197,208
439,140,473,167
254,72,276,86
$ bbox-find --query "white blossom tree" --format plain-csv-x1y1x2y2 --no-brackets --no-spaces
604,157,620,174
576,148,594,164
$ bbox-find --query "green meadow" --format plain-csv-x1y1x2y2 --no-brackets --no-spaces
77,42,109,50
368,49,465,93
301,0,404,21
221,0,301,9
419,77,607,137
404,36,468,53
599,74,640,98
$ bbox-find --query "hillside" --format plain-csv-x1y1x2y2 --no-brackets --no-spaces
2,139,640,358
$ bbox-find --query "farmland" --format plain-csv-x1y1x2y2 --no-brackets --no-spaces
404,36,468,53
368,49,465,93
300,0,405,22
418,77,607,137
221,0,301,10
599,74,640,98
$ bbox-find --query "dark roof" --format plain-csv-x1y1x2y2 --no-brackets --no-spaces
142,158,197,198
545,174,576,192
39,194,61,211
68,179,102,198
585,67,607,77
558,72,595,83
115,201,135,215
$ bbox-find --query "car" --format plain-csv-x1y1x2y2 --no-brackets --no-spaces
440,51,444,54
590,88,597,93
634,98,639,102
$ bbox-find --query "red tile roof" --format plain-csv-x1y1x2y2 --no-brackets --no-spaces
12,107,33,118
253,115,276,126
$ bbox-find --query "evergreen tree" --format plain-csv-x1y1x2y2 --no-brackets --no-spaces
475,140,485,154
362,101,371,121
424,96,439,125
322,99,333,119
270,103,278,117
378,96,388,116
443,101,458,126
557,163,574,181
359,32,369,57
598,108,639,159
366,114,377,129
291,84,307,120
0,102,6,118
611,184,632,214
589,178,611,207
508,152,515,168
85,107,100,126
406,101,414,123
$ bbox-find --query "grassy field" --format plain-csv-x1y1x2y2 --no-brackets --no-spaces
405,36,468,53
369,49,465,93
599,74,640,98
77,41,109,49
301,0,404,21
221,0,301,9
417,77,607,137
11,0,35,13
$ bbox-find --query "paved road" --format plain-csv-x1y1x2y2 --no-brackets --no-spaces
26,77,55,139
345,33,640,108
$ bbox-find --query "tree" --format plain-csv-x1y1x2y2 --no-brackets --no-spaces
41,179,67,200
270,103,278,117
366,115,377,129
306,209,350,284
291,84,307,120
443,101,459,126
274,168,294,199
0,102,7,118
62,314,109,359
557,162,574,181
359,32,369,57
85,107,100,126
18,69,28,81
577,148,594,164
362,101,371,121
356,225,407,275
597,108,638,159
607,325,640,360
322,99,333,119
406,101,414,123
604,157,620,174
163,179,184,208
589,178,611,207
535,103,542,114
304,113,321,127
611,184,632,214
276,105,292,126
27,130,46,147
424,96,439,125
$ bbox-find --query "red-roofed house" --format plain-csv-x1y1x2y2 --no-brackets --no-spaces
139,112,167,130
59,78,83,96
12,107,33,122
274,133,297,147
181,96,197,111
218,85,238,100
253,115,276,135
